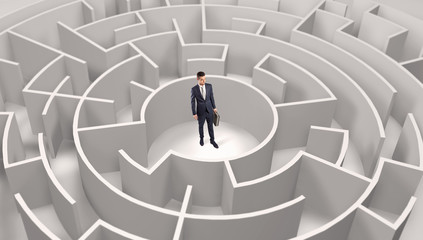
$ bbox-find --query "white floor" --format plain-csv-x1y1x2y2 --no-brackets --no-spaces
271,147,306,173
49,140,99,232
148,121,260,165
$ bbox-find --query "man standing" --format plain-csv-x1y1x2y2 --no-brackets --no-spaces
191,71,219,148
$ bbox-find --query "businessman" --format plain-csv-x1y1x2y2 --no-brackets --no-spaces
191,71,219,148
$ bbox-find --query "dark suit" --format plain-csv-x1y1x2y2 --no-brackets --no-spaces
191,83,216,141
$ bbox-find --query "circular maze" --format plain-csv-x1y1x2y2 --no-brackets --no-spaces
1,0,423,239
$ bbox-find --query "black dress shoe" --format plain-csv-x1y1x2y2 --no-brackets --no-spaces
200,138,204,146
211,141,219,148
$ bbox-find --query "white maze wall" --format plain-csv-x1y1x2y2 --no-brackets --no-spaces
1,0,423,239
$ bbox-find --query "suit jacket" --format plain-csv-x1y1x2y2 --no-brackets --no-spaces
191,83,216,116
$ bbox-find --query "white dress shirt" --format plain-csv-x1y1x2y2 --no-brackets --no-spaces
199,83,206,99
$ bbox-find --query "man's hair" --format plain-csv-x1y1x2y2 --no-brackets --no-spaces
197,71,205,78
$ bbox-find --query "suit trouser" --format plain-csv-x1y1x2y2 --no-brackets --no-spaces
198,111,214,141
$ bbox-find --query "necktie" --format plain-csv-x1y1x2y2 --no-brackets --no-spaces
201,86,205,99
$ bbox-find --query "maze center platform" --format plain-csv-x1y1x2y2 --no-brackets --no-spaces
147,121,259,164
1,0,423,240
143,76,274,164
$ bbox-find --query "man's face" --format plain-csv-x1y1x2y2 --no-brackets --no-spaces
197,76,206,85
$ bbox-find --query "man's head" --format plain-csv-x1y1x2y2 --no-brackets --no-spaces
197,71,206,86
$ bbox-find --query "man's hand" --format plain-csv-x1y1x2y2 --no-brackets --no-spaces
213,108,218,113
193,114,198,120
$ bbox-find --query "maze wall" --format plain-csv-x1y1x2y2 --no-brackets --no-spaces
1,0,423,239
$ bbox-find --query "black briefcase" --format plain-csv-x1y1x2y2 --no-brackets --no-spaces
213,111,220,126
